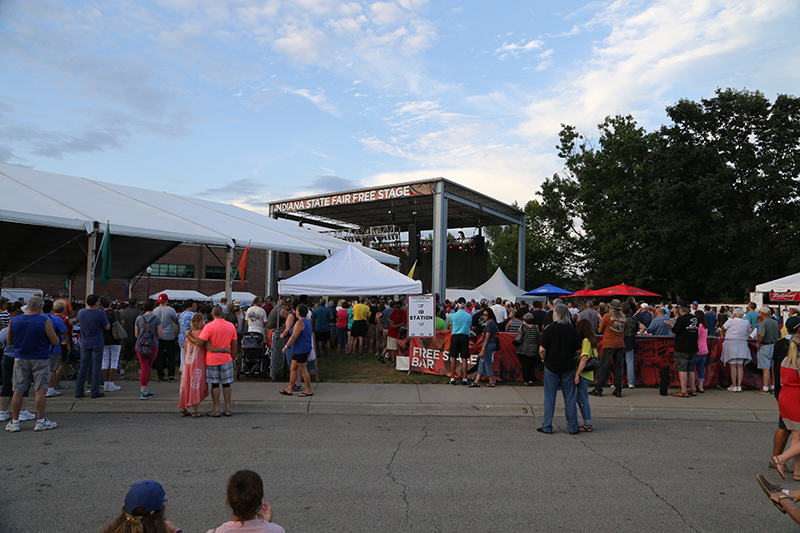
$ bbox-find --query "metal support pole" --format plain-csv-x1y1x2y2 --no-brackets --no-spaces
225,246,233,304
266,250,276,298
85,230,96,299
431,180,448,297
517,216,526,290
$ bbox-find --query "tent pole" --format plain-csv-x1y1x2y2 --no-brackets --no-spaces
431,180,448,297
85,229,96,300
225,246,233,304
266,250,276,299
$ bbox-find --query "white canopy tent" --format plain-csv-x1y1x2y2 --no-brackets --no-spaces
445,288,491,303
756,272,800,293
278,245,422,296
475,267,528,303
149,289,212,301
210,291,259,306
0,163,398,300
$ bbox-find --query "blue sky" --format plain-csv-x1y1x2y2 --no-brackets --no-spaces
2,0,798,213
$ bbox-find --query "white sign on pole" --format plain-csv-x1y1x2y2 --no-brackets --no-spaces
407,294,435,338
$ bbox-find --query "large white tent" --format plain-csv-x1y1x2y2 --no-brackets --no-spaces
756,272,800,293
0,163,397,289
210,291,259,305
149,289,212,301
278,245,422,296
475,267,528,303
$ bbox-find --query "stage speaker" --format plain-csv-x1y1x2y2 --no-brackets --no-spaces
472,235,484,256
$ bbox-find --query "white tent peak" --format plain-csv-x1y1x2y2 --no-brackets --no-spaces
278,245,422,296
756,272,800,293
475,267,527,302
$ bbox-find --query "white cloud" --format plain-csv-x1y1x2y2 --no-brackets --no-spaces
287,88,340,117
495,38,545,60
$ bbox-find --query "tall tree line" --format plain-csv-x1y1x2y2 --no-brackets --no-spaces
488,88,800,301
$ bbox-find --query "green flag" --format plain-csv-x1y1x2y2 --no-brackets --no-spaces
99,224,112,284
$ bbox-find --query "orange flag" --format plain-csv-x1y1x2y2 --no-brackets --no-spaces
237,241,250,289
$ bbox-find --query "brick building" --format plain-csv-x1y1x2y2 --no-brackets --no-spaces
1,244,303,302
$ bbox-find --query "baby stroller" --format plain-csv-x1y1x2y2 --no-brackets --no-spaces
237,331,268,379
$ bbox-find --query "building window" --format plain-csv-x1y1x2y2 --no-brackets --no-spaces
150,264,195,278
205,266,241,281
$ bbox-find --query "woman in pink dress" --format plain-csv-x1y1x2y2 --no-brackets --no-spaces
179,313,210,418
773,331,800,481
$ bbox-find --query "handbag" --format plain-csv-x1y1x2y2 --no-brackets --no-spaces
580,345,600,372
112,316,127,341
512,327,524,347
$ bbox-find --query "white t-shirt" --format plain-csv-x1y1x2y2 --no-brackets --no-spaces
491,304,508,323
245,305,267,334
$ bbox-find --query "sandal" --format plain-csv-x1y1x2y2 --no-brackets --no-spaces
191,412,203,418
773,456,787,480
671,391,689,398
206,410,221,417
578,424,593,432
484,382,495,388
223,410,232,417
298,392,313,397
180,409,191,417
467,382,480,388
278,389,292,396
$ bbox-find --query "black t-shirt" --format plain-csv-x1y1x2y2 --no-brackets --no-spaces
624,314,640,350
542,309,554,327
672,313,699,353
539,322,580,374
773,337,791,401
369,305,379,324
472,312,485,335
531,309,547,329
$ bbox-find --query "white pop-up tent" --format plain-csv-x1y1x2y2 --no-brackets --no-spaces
475,267,528,303
756,272,800,293
278,245,422,296
149,290,212,301
210,291,259,305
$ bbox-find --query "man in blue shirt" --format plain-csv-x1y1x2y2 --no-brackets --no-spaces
704,305,717,335
645,307,674,336
311,298,334,358
75,294,110,399
448,298,473,385
6,296,60,432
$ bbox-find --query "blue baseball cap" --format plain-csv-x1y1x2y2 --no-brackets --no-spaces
785,316,800,334
125,480,167,514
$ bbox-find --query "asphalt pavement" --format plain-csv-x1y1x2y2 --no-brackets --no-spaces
2,379,795,532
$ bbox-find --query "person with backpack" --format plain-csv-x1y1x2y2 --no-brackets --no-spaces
134,299,164,400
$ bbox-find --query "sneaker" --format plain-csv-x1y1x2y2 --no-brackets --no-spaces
726,386,737,392
119,369,126,379
140,391,155,400
103,383,109,392
34,418,57,431
169,377,175,382
462,379,470,386
5,420,20,432
55,384,68,389
736,386,743,393
628,384,635,389
0,411,8,422
46,389,62,397
449,378,456,385
613,388,623,398
762,386,771,394
19,410,36,421
589,389,603,397
106,383,121,392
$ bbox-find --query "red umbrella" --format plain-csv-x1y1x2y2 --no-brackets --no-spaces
564,288,599,298
590,283,661,297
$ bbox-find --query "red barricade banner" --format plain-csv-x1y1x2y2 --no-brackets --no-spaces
399,332,765,388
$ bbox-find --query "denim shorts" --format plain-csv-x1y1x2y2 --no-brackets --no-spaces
757,344,775,370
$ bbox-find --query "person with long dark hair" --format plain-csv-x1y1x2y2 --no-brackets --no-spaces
469,307,497,387
102,480,179,533
280,303,314,397
575,319,596,432
207,470,285,533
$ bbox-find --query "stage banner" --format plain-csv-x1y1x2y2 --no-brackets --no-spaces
400,332,765,388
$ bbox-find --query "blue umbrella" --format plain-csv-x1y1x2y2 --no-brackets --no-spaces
523,284,574,297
